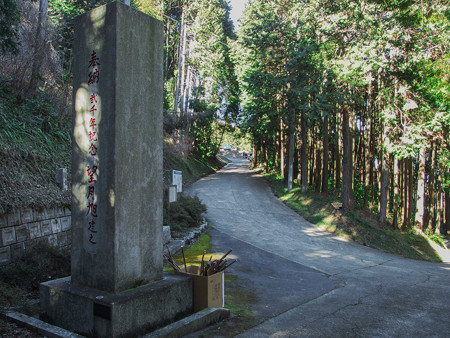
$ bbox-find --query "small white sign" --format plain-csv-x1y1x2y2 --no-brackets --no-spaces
169,185,178,203
172,170,182,192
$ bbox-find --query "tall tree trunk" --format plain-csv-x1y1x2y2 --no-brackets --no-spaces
297,124,302,183
315,145,322,193
174,10,186,112
408,158,414,226
428,145,437,231
287,129,295,191
252,142,258,168
378,114,392,226
301,110,308,193
402,158,409,228
378,140,390,226
276,126,282,175
363,114,372,209
444,190,450,235
436,179,442,235
423,147,432,230
284,127,290,179
164,21,170,82
342,107,352,209
309,130,315,186
287,104,296,190
436,156,444,234
415,147,426,229
182,65,190,115
335,110,341,191
365,76,375,208
398,158,404,226
349,115,354,194
392,157,400,228
367,130,375,209
261,142,266,170
322,115,329,196
180,43,190,115
28,0,48,94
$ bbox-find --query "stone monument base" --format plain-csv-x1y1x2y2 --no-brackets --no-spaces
40,273,193,337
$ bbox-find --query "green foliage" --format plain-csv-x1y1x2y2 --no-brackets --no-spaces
166,233,212,268
164,77,176,111
0,0,20,54
221,126,252,151
164,194,207,233
0,82,71,214
48,0,113,74
424,229,447,249
0,242,70,294
189,110,220,158
235,0,449,231
186,0,240,119
133,0,162,19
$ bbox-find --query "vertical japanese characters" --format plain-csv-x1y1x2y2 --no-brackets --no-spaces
86,50,100,246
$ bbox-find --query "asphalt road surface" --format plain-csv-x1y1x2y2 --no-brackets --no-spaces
187,154,450,337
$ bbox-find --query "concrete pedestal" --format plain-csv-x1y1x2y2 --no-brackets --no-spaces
40,274,193,337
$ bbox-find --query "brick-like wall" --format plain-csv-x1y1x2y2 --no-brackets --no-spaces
0,207,71,265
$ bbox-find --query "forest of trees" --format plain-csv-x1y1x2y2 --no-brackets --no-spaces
236,0,449,234
0,0,448,234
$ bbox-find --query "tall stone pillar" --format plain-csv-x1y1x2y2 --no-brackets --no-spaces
40,3,192,337
70,0,163,293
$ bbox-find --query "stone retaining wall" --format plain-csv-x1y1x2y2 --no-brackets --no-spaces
0,207,71,265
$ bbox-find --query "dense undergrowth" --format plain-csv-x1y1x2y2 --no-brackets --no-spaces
266,173,443,262
0,86,72,215
164,194,206,235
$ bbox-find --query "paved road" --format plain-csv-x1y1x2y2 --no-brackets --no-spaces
187,156,450,337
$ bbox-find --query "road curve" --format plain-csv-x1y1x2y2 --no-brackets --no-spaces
187,156,450,336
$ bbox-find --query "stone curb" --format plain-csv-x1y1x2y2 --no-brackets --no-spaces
164,222,209,256
1,311,84,338
3,300,230,338
145,307,230,337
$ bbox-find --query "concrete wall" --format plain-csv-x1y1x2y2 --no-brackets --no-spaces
0,207,71,265
0,207,172,266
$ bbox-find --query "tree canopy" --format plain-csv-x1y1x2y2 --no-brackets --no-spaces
236,0,449,231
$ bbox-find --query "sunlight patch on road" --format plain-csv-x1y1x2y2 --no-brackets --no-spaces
439,264,450,271
301,228,331,237
303,251,334,259
425,239,450,263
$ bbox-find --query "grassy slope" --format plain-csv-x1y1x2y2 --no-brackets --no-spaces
0,86,224,216
0,91,72,215
265,173,443,262
163,144,226,188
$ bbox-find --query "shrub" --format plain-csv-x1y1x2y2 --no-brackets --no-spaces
0,241,70,295
164,194,207,234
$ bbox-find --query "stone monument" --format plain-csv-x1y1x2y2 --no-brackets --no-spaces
40,2,193,337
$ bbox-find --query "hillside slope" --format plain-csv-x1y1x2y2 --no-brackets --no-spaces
0,91,71,214
0,89,223,215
